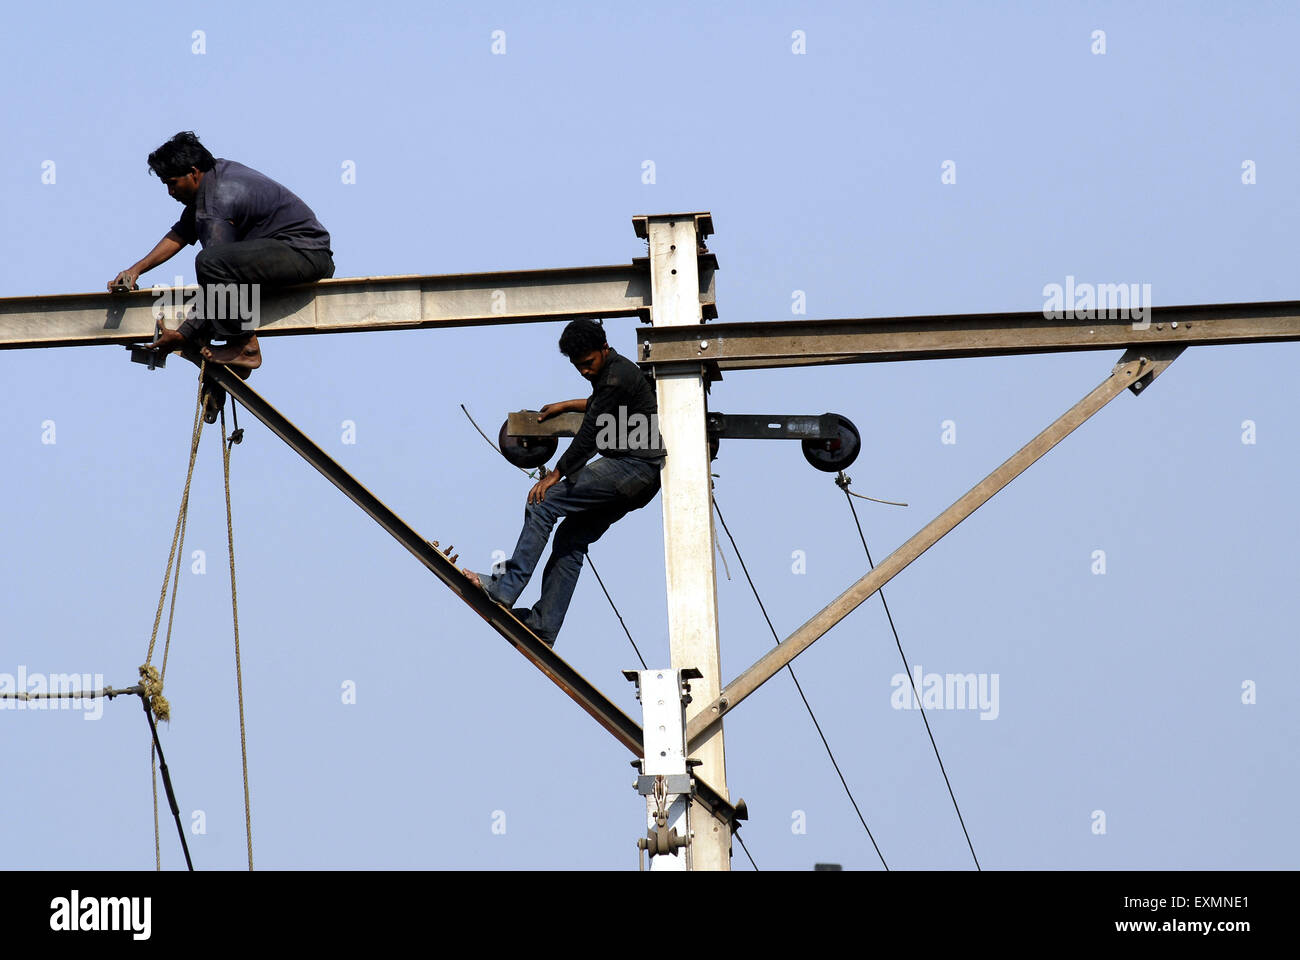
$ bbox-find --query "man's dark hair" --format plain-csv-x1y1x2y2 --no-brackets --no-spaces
558,319,608,360
147,131,216,179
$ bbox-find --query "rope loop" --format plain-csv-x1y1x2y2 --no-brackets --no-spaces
138,663,170,722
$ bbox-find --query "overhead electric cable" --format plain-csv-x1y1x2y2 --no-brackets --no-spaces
713,497,889,870
220,402,255,871
736,830,759,870
836,473,981,870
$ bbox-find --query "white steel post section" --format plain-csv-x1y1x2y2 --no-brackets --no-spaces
627,668,693,872
641,213,730,871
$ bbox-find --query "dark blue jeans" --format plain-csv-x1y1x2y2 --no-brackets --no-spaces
482,456,662,644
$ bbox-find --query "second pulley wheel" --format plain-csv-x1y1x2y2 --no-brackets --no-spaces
801,414,861,473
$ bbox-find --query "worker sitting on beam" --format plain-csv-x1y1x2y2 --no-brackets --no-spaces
463,319,666,646
109,131,334,373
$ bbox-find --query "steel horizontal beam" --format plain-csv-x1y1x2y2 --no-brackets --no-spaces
196,360,739,831
0,262,713,350
637,300,1300,370
686,350,1164,747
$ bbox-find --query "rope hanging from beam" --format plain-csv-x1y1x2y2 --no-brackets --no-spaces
219,401,254,872
142,360,208,718
137,359,255,871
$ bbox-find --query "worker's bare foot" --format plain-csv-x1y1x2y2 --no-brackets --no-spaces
201,335,262,377
152,323,188,355
462,568,500,603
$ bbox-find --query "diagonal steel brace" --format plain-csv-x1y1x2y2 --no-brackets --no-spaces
686,348,1178,746
194,360,742,830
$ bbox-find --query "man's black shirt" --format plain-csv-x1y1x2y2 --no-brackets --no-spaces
170,158,331,252
554,349,666,479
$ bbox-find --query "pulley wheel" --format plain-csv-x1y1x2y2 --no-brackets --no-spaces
499,419,558,469
801,415,861,473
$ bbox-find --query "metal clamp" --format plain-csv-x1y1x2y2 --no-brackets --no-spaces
636,773,694,797
126,320,167,370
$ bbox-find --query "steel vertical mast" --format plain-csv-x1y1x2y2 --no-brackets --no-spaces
638,213,731,870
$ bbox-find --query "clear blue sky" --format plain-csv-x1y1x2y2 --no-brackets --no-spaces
2,0,1297,869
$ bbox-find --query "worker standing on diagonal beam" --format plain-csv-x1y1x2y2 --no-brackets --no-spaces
108,131,334,374
463,319,665,646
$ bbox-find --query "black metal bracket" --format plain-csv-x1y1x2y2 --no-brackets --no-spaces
127,344,167,369
506,410,842,441
125,318,166,370
705,412,840,440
